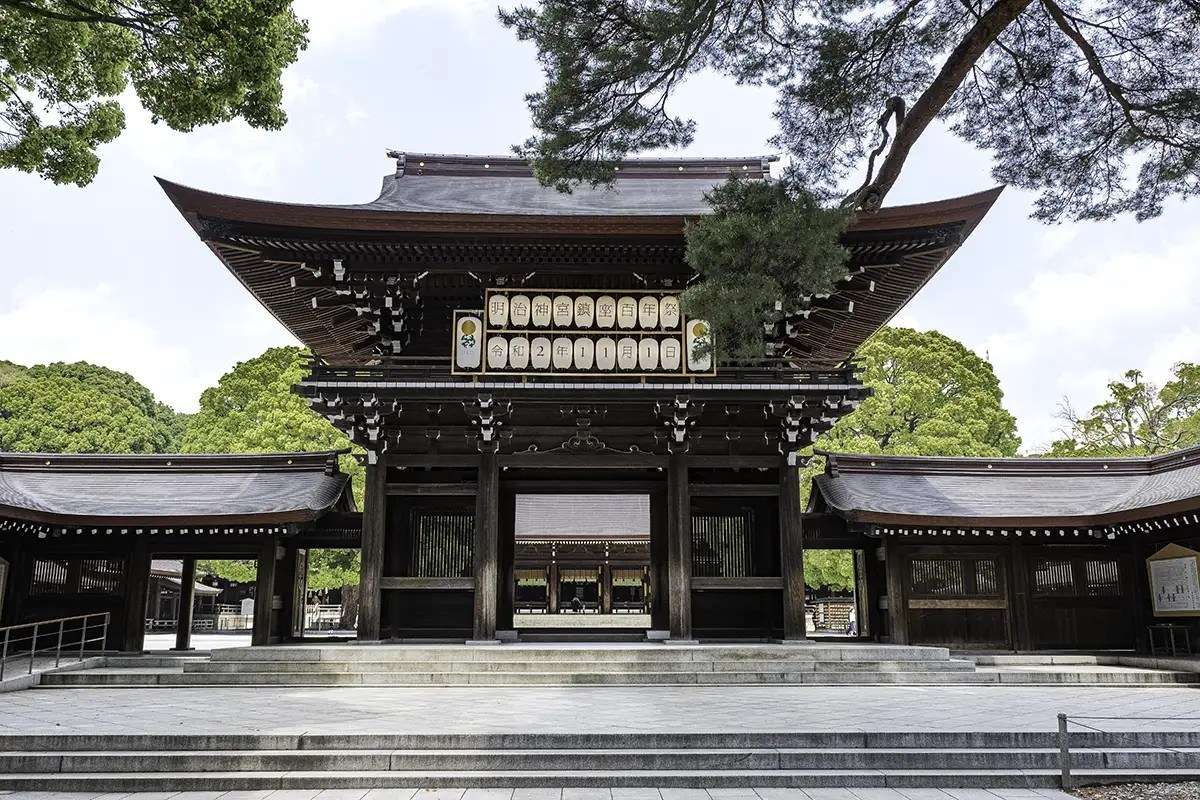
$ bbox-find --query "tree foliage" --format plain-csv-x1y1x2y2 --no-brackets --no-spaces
1048,363,1200,456
805,549,855,592
0,360,186,452
502,0,1200,221
1,0,308,185
0,359,27,386
181,346,363,588
682,178,850,358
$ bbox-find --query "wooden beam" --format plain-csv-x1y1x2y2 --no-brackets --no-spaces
666,450,692,640
172,556,197,651
357,464,386,641
691,483,780,497
380,576,474,590
473,450,500,641
779,458,807,641
692,576,784,591
386,483,479,496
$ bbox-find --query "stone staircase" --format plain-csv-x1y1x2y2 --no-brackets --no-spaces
1,731,1199,790
35,644,1200,687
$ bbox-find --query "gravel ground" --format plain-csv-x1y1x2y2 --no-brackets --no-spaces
1075,783,1200,800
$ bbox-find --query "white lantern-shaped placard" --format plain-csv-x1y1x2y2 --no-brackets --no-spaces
531,295,553,328
596,296,617,329
638,296,660,329
553,296,574,327
455,316,482,370
487,336,508,370
686,320,713,373
617,337,638,370
509,295,531,327
660,337,682,370
617,296,638,330
530,337,552,369
595,337,617,370
574,295,595,328
551,337,573,369
659,296,681,330
487,295,509,327
638,338,660,371
573,337,595,370
508,336,530,370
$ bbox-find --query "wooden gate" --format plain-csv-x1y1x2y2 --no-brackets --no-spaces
1027,548,1133,650
902,547,1012,649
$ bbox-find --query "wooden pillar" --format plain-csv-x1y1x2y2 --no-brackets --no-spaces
667,450,692,640
172,556,197,651
883,540,909,645
497,489,516,632
252,541,277,646
649,489,670,631
1129,539,1151,653
1009,539,1033,652
358,463,386,641
600,563,613,615
779,456,807,640
472,450,500,641
123,538,151,653
547,562,559,615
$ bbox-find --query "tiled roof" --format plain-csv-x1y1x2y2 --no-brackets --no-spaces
813,445,1200,526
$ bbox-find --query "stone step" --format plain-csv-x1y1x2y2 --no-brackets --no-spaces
4,767,1200,791
2,746,1195,773
182,659,977,674
36,667,1200,687
207,645,955,663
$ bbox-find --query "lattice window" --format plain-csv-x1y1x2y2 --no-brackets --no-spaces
910,557,1001,598
691,509,755,578
31,559,68,594
79,559,123,593
1084,559,1122,596
409,511,474,578
1033,559,1077,596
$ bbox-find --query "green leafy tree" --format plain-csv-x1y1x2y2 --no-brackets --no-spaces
1048,363,1200,456
2,0,308,186
805,550,856,593
181,346,363,590
682,178,850,358
503,0,1200,221
800,327,1020,590
0,359,27,386
0,360,185,452
198,559,256,584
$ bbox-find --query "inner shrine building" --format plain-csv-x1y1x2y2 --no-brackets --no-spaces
159,152,1002,643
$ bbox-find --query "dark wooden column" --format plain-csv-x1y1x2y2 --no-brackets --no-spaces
1008,539,1033,652
547,562,559,614
358,463,386,641
251,541,277,646
649,488,670,631
600,563,613,615
1129,539,1151,653
883,540,909,645
172,556,197,651
472,449,500,641
497,489,516,632
667,449,692,640
122,538,151,652
779,456,807,640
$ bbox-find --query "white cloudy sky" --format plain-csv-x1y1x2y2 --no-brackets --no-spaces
0,0,1196,452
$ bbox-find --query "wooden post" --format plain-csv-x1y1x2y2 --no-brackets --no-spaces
1009,539,1033,651
547,562,559,615
883,540,909,645
779,455,807,640
172,556,197,651
122,538,151,653
649,488,670,631
601,563,613,615
252,541,277,646
358,463,386,641
667,449,692,640
1129,539,1151,653
472,449,500,641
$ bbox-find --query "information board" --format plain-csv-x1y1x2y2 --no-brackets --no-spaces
1149,544,1200,617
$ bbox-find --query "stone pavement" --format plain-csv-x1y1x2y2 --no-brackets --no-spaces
2,684,1200,735
0,788,1079,800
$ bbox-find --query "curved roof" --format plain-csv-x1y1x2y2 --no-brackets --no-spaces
0,451,351,526
812,445,1200,527
158,152,1002,365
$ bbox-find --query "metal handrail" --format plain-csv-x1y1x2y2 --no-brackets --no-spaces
0,612,110,681
1057,712,1200,789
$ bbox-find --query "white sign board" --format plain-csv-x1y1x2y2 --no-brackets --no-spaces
1150,555,1200,615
